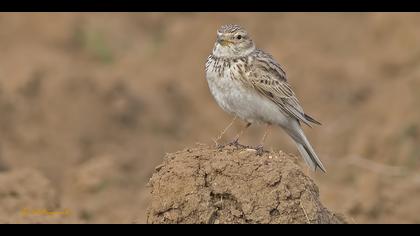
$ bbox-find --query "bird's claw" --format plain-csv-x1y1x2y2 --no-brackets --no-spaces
216,143,225,150
254,144,266,156
215,138,240,151
228,138,240,147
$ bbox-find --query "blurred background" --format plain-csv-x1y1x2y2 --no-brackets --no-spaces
0,13,419,223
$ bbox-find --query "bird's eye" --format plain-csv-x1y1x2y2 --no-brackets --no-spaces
236,35,242,40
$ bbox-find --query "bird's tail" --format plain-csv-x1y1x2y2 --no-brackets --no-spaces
285,124,326,172
295,142,326,172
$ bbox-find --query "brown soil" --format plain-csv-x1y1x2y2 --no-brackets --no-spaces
147,144,346,224
0,169,61,223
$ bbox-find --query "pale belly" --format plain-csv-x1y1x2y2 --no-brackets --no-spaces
206,69,289,126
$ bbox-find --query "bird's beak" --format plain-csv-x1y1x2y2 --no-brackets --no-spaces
217,37,233,46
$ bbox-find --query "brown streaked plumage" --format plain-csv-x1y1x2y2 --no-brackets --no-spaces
205,24,326,172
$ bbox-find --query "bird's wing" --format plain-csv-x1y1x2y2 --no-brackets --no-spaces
244,50,321,127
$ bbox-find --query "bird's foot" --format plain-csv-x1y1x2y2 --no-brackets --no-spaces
215,139,240,150
215,138,250,151
217,138,248,150
228,138,240,147
216,143,225,150
254,144,267,156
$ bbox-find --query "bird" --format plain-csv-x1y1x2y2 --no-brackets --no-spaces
205,24,326,172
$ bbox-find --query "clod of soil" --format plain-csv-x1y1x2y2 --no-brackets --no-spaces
147,144,346,224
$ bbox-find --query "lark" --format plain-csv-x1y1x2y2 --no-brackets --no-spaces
205,24,326,172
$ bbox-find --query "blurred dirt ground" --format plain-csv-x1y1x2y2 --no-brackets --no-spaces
0,13,419,223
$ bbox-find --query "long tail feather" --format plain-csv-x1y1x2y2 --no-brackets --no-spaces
285,122,326,172
295,142,326,172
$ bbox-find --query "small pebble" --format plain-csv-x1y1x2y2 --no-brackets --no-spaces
155,164,164,171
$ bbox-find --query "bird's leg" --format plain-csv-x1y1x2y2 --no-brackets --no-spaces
213,116,237,148
255,123,271,156
228,122,252,147
260,123,271,145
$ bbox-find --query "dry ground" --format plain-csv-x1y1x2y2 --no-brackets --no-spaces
147,144,346,224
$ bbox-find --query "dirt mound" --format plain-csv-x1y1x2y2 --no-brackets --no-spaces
147,144,346,224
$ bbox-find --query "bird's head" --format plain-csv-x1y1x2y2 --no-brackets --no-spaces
212,24,255,58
